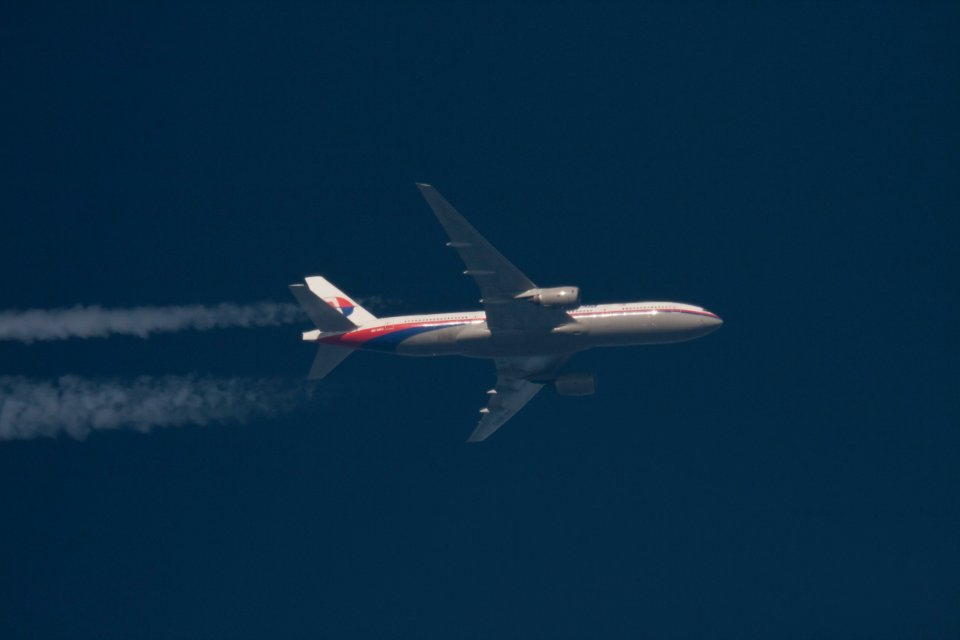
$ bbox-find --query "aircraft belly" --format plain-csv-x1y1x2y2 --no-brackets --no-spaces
582,313,713,345
392,324,465,356
395,322,585,357
462,325,587,357
371,312,715,357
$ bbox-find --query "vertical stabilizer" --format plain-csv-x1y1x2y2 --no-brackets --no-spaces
304,276,379,326
288,284,356,333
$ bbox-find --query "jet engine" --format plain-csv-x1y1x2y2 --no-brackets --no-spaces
553,372,597,396
517,286,580,308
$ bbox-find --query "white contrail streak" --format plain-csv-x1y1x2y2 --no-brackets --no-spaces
0,303,304,343
0,375,310,441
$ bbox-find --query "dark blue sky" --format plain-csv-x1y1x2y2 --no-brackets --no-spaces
1,3,957,638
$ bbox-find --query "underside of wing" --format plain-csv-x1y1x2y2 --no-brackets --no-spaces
467,355,570,442
416,184,572,332
469,378,543,443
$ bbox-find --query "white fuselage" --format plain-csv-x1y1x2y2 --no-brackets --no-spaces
310,301,723,358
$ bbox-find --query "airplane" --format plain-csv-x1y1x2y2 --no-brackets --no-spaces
289,184,722,442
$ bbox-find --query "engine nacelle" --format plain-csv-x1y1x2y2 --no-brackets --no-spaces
553,372,597,396
517,286,580,308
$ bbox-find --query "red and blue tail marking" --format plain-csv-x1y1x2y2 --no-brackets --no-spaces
324,296,356,318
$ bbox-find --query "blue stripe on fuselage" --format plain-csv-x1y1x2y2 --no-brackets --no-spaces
360,324,459,352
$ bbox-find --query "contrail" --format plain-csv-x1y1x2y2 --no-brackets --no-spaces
0,375,312,441
0,302,305,343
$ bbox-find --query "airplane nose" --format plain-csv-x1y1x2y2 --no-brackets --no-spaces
700,313,723,330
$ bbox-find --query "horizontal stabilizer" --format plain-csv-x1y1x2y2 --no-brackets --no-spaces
288,284,356,333
308,344,352,379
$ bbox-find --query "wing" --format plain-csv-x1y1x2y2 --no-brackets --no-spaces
416,184,572,332
468,355,570,443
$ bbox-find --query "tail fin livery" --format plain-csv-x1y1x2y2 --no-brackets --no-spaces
303,276,378,326
288,284,357,333
288,275,378,332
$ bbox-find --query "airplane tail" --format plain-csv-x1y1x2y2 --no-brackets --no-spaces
288,276,378,379
288,275,378,331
